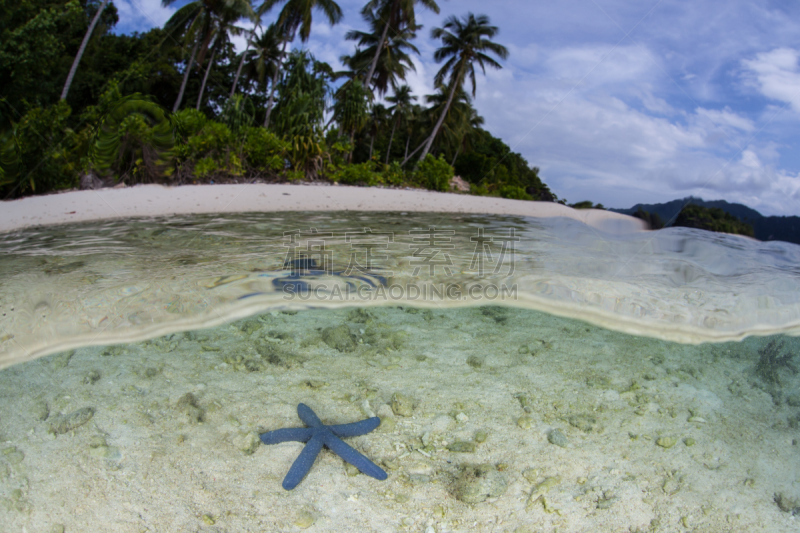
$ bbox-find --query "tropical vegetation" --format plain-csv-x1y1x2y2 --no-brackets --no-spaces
673,204,755,237
0,0,556,203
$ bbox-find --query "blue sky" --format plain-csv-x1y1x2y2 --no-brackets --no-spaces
114,0,800,216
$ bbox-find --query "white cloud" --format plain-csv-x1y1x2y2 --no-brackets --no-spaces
113,0,174,33
544,44,658,88
230,19,256,54
507,43,540,70
473,64,799,215
742,48,800,112
694,107,754,132
401,57,435,103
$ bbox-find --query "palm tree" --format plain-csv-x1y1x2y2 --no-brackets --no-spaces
365,103,388,160
164,4,201,112
231,1,280,97
235,25,283,125
446,103,484,166
332,79,370,162
162,0,254,112
360,0,439,90
230,25,260,98
344,7,420,96
195,4,253,110
422,85,477,161
260,0,343,127
61,0,110,101
271,51,332,176
384,85,416,163
413,13,507,163
402,103,423,161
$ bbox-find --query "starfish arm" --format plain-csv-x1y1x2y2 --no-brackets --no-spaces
297,403,323,427
260,427,313,445
328,416,381,438
283,433,324,490
323,433,388,481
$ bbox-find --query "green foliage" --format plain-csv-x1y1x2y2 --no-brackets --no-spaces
172,108,207,140
271,51,330,176
241,127,287,172
273,51,329,137
91,93,174,183
0,0,125,112
469,182,489,196
632,207,664,230
454,128,550,200
193,156,217,179
415,154,453,192
343,5,423,95
382,161,407,186
0,0,84,108
175,120,287,179
330,161,382,186
674,204,754,237
569,200,608,209
220,95,255,134
332,79,370,141
285,169,305,182
182,121,235,158
328,139,354,166
78,80,123,126
499,185,532,200
285,126,325,177
0,1,558,205
0,100,80,198
175,120,236,178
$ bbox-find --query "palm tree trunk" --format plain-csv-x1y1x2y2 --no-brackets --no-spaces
369,135,375,160
418,76,460,162
401,137,427,166
60,0,110,101
230,39,253,98
263,68,279,128
364,20,391,88
173,38,200,112
231,23,263,98
264,39,289,128
451,143,461,167
404,134,410,159
196,45,217,111
385,118,397,164
348,130,355,163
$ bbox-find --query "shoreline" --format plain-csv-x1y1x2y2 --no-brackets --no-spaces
0,182,644,233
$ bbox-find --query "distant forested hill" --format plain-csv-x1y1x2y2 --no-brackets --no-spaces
610,197,800,245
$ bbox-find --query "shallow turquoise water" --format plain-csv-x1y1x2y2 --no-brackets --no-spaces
0,211,799,531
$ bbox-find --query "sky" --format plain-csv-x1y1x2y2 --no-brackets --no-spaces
112,0,800,216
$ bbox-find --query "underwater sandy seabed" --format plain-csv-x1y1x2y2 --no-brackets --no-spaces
0,306,798,533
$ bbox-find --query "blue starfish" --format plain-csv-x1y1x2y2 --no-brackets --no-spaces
260,403,388,490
